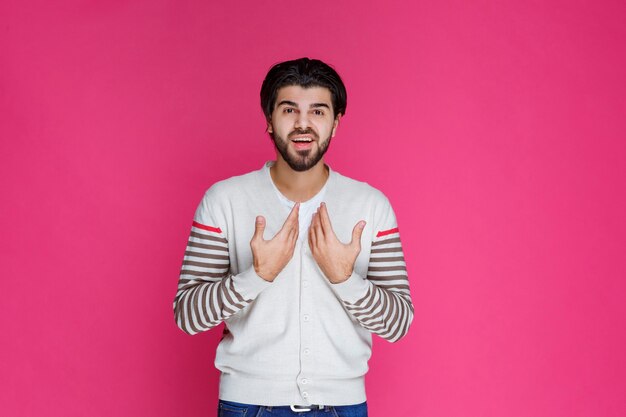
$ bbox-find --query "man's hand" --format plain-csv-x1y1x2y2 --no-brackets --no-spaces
309,202,366,284
250,203,300,282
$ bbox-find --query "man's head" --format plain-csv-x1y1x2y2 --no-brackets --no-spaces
260,58,347,171
260,57,347,121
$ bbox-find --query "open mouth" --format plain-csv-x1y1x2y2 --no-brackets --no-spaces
290,136,315,149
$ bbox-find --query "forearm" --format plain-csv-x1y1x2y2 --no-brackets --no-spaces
333,272,414,342
173,271,257,335
173,220,269,335
331,226,414,342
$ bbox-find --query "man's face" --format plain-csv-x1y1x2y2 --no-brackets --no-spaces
267,85,340,172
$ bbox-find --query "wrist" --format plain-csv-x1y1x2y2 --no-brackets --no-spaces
329,269,353,284
254,266,277,282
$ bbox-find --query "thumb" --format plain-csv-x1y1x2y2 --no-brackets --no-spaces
253,216,266,241
351,220,366,248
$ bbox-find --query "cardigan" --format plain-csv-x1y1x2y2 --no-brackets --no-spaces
173,161,414,406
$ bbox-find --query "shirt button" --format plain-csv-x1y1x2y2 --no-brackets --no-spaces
303,348,310,355
301,378,309,384
303,314,310,322
302,280,309,288
302,392,309,398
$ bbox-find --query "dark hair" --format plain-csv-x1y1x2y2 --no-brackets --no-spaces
260,57,347,121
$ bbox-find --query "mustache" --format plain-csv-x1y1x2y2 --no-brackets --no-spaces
288,128,318,139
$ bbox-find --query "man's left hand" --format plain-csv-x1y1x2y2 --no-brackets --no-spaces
308,202,366,284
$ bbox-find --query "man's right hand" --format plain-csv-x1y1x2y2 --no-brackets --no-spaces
250,203,300,282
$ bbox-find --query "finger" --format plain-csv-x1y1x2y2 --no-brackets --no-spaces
351,220,366,248
290,204,301,237
311,209,323,239
281,202,300,233
308,224,315,250
319,202,333,237
252,216,266,241
276,204,299,239
290,219,300,243
309,212,319,249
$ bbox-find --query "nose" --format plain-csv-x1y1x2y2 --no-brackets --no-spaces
294,112,310,129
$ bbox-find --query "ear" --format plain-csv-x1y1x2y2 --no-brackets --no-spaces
266,119,273,134
331,114,341,137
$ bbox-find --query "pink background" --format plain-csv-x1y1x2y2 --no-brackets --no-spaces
1,1,625,416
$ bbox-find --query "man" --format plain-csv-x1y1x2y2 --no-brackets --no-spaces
174,58,413,416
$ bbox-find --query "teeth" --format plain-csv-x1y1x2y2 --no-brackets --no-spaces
292,138,312,142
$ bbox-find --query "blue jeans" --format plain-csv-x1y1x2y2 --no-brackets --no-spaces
218,399,368,417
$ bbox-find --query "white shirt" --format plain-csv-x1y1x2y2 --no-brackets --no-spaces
264,161,328,241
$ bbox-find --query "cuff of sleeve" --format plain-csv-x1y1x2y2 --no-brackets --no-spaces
231,266,273,300
329,271,371,304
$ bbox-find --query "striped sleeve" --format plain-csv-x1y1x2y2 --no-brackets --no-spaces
331,202,414,342
173,195,271,335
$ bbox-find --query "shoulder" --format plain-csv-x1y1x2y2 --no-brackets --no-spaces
330,169,398,231
331,170,391,207
202,168,262,201
193,168,262,230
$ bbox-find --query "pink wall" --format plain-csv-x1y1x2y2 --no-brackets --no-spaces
1,1,625,416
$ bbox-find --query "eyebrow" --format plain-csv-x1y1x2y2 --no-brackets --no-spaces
311,103,331,110
276,100,331,110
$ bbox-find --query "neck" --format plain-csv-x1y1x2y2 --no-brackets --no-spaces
269,157,329,202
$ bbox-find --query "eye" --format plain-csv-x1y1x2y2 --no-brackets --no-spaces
284,108,296,114
313,109,324,116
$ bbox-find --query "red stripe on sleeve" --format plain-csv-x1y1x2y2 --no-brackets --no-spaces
376,227,399,238
192,221,222,234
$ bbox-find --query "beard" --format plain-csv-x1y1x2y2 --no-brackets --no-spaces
270,128,332,172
